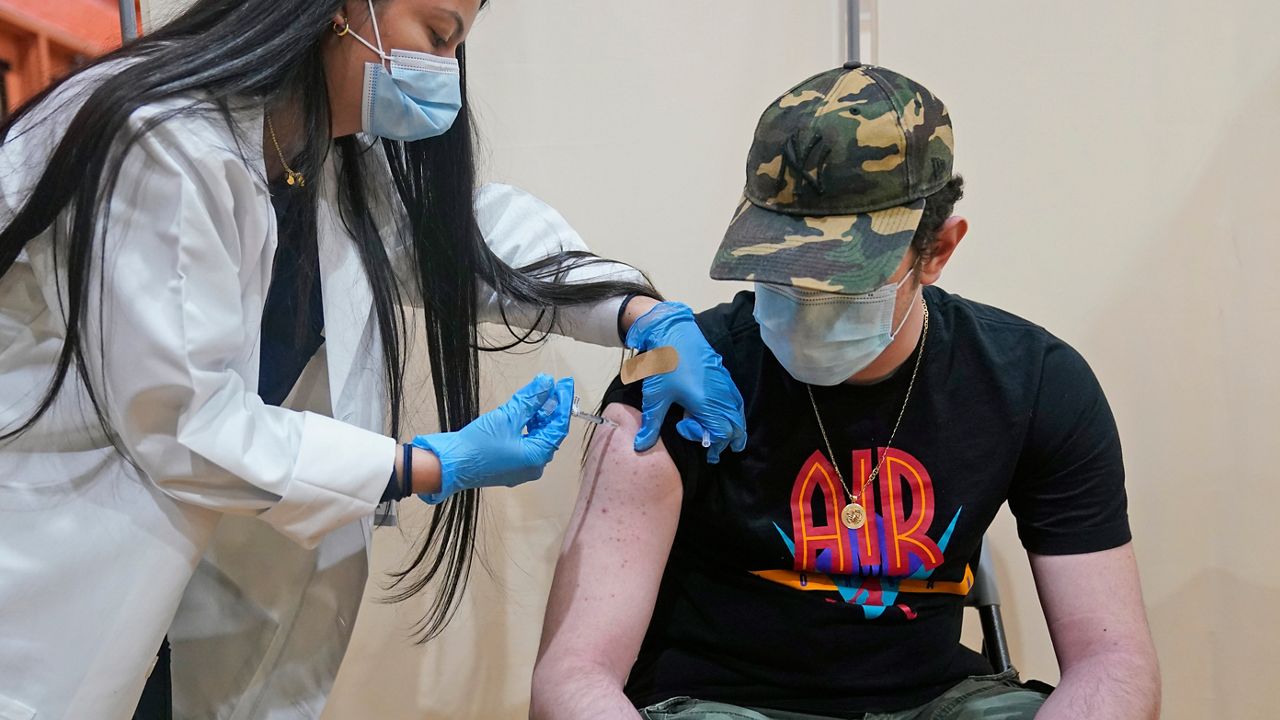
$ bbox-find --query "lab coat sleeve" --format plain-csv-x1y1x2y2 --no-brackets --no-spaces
84,115,396,549
472,183,650,347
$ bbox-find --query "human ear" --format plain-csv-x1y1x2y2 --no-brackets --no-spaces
918,216,967,285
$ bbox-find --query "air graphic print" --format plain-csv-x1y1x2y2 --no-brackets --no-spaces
753,447,969,619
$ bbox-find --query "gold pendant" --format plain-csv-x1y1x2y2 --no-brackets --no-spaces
841,502,866,530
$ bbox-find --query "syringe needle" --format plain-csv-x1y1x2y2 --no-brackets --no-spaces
573,409,619,428
567,396,618,428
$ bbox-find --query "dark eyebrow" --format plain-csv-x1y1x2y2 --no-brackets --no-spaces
445,10,464,43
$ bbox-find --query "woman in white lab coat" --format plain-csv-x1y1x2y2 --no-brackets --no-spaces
0,0,748,718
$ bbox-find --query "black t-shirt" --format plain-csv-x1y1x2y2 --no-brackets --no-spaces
602,287,1130,716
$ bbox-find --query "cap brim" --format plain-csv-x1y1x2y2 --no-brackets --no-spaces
709,196,925,294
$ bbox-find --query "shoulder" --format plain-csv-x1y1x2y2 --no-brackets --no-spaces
16,58,242,156
70,60,256,176
928,286,1105,399
693,290,761,359
0,60,262,217
475,182,545,211
929,286,1052,338
127,103,259,181
929,287,1070,360
602,291,758,415
473,183,572,233
470,183,590,259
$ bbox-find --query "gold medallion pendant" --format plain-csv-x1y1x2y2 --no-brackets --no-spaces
841,502,866,530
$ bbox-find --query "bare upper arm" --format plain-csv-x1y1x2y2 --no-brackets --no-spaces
535,402,683,682
1030,543,1157,671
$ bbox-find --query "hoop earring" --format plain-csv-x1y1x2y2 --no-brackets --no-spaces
332,18,350,36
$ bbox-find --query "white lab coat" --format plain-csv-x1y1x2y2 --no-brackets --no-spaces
0,67,638,720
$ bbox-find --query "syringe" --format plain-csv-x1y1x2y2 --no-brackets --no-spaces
568,396,619,428
540,394,618,429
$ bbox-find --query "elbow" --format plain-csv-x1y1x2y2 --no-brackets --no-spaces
1112,648,1161,720
527,655,558,717
1061,644,1162,719
1122,640,1162,716
529,653,620,720
529,655,569,720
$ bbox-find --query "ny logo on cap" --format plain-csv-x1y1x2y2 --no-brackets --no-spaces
781,131,831,196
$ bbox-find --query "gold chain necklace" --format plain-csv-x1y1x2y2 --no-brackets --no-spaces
806,296,929,530
266,113,305,188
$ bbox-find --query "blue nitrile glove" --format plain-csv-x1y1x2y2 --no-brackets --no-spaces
414,374,575,504
626,301,748,463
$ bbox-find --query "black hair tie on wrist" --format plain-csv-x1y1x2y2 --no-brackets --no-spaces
381,443,415,504
617,292,640,344
402,443,414,499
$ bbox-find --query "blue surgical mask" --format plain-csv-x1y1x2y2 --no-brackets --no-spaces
753,272,918,386
346,0,463,141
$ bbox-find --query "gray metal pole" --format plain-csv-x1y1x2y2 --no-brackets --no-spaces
119,0,138,41
846,0,861,63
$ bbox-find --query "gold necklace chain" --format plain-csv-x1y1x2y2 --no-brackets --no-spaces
806,295,929,529
266,112,305,188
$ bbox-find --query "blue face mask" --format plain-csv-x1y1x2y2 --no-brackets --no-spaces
346,1,463,141
753,272,918,386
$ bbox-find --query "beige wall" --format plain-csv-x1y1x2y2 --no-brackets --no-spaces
136,0,1280,717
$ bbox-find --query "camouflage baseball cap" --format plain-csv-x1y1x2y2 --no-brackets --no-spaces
710,62,955,294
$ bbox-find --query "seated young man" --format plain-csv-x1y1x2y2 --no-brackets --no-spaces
531,64,1160,720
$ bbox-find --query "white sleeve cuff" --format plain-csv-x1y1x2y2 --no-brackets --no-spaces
256,412,398,549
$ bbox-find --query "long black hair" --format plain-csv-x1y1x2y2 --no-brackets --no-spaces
0,0,658,641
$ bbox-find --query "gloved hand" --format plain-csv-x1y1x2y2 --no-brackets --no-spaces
626,301,748,463
414,374,574,504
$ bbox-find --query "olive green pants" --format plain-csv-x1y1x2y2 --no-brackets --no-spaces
639,669,1048,720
